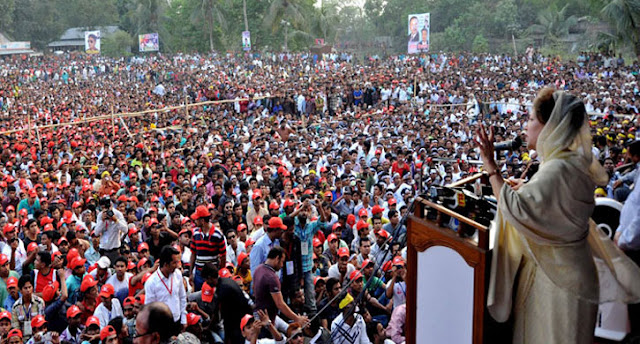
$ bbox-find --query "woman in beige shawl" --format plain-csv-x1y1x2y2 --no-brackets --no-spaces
477,88,640,343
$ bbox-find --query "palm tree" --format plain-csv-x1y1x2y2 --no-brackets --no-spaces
600,0,640,56
263,0,306,34
190,0,227,51
312,0,340,42
527,4,579,46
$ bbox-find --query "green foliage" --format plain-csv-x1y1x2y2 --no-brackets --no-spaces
101,29,133,56
472,34,489,53
4,0,640,56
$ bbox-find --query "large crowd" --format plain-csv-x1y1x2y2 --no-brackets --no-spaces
0,48,637,344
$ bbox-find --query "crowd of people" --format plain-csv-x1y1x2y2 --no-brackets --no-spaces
0,48,637,344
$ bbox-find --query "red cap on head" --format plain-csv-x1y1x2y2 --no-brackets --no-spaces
358,208,368,217
371,205,384,215
269,201,279,210
100,325,117,341
240,314,254,331
268,217,287,230
252,189,263,200
349,270,363,281
32,314,47,328
313,238,322,247
67,305,82,318
7,329,22,340
42,281,60,302
0,254,8,266
253,216,263,225
202,282,214,303
190,205,211,221
6,276,18,289
338,247,350,258
80,275,98,292
237,252,249,266
0,310,11,321
123,296,136,307
356,221,369,231
392,256,406,266
187,313,202,327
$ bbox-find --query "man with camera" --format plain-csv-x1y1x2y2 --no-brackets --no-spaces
94,197,128,264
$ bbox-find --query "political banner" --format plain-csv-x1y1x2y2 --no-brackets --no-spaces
139,33,159,52
315,38,325,45
242,31,251,51
407,13,430,54
85,31,101,54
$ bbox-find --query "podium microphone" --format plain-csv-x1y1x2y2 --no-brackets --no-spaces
494,136,522,151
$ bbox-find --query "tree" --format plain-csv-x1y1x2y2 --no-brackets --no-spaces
0,0,15,36
12,0,64,49
527,4,579,45
102,29,133,56
600,0,640,56
472,34,489,52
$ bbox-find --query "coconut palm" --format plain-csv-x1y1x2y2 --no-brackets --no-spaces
600,0,640,56
527,4,579,45
263,0,306,34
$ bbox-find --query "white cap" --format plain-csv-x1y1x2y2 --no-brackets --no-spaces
97,256,111,269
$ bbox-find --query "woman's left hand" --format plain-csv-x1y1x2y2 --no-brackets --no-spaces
476,123,498,172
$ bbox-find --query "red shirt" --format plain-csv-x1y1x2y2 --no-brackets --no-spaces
34,269,57,293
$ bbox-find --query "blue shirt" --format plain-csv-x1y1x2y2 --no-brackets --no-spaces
66,274,84,301
3,293,18,311
294,217,326,273
617,163,640,251
250,234,279,276
85,247,101,266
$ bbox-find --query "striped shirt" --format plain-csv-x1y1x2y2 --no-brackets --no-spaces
190,226,226,270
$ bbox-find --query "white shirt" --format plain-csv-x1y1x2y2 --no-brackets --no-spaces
93,298,124,328
1,239,26,275
95,208,128,250
331,313,371,344
392,281,406,307
226,241,246,267
328,263,356,281
106,272,133,295
144,269,187,324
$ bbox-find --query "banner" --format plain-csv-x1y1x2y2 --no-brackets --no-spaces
407,13,429,54
85,31,101,55
315,38,325,45
139,33,159,52
242,31,251,51
0,42,30,51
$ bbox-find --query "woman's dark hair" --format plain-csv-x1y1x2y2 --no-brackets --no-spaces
159,245,180,267
534,88,584,131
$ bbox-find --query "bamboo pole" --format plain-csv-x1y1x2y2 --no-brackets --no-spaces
111,106,116,136
35,125,42,151
27,114,32,140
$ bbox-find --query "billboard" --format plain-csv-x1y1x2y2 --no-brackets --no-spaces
407,13,430,54
242,31,251,51
139,33,159,52
85,31,101,54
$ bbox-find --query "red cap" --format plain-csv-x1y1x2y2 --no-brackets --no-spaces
269,201,280,210
147,218,159,227
323,191,332,198
80,275,99,292
347,214,356,226
371,205,384,215
358,208,368,217
137,242,149,253
40,216,54,226
202,282,214,303
27,242,39,253
123,296,136,307
187,313,202,326
349,270,363,281
392,256,405,266
376,229,390,239
100,325,117,341
28,189,37,198
72,201,82,209
237,252,249,266
219,269,232,278
191,205,211,220
338,247,350,258
69,257,86,270
283,198,295,208
361,259,374,268
2,224,16,235
32,314,47,328
237,223,247,232
42,281,60,302
137,258,149,270
268,217,287,230
253,216,263,226
0,310,11,321
135,294,145,304
0,254,8,266
252,190,263,200
7,329,22,340
313,238,322,247
332,223,342,232
67,305,82,318
388,198,397,205
356,220,369,231
6,276,18,289
128,226,140,236
313,276,326,286
99,283,115,298
327,233,339,242
240,314,254,331
245,237,255,247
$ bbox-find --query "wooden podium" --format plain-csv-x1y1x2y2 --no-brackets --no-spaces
405,197,490,344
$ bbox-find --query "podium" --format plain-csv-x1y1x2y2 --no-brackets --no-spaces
405,197,490,344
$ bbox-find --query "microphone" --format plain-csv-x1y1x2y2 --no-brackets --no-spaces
494,136,522,151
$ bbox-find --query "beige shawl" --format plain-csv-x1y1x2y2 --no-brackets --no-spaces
487,91,640,322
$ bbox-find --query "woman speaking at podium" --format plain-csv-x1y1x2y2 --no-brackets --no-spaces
476,88,640,343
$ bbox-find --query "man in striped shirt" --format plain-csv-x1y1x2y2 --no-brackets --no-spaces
188,205,226,291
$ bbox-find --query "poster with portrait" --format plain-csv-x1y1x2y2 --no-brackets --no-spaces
85,31,101,54
242,31,251,51
139,33,159,52
407,13,430,54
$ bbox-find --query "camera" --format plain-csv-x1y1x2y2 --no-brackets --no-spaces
106,210,115,219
